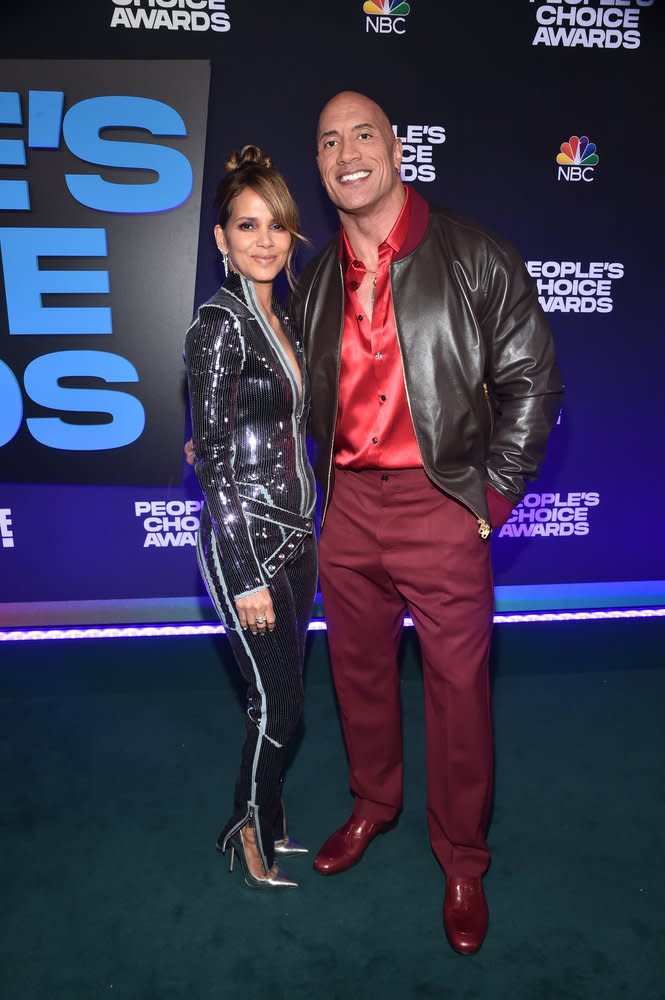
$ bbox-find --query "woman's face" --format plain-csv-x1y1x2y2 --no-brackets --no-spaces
215,187,291,285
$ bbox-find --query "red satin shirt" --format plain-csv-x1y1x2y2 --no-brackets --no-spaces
334,186,422,470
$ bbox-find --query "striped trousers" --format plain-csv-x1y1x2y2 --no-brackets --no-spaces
198,511,317,873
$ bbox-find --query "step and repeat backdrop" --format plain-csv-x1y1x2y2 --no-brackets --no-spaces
1,1,663,624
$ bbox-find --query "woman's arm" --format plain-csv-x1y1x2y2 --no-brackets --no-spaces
184,304,269,604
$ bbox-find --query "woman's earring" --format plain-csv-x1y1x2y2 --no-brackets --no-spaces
221,250,229,278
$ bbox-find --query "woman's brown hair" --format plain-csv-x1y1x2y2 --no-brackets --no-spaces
214,145,307,288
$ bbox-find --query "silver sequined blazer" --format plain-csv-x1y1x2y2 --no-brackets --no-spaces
184,272,316,601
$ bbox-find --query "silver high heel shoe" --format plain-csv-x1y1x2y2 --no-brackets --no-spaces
228,828,298,890
273,836,309,857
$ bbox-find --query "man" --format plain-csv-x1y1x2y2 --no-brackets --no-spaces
291,91,563,954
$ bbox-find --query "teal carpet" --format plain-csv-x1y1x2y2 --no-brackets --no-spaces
1,619,664,999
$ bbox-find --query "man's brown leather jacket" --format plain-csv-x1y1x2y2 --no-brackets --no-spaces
291,188,563,537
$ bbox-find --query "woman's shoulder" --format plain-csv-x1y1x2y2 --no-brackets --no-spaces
187,284,251,340
184,288,246,362
199,282,253,321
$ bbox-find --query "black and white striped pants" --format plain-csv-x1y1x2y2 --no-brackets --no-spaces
198,526,318,872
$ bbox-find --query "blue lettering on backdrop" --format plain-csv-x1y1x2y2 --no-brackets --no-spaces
0,228,111,334
63,96,192,213
23,351,145,450
28,90,65,149
0,90,29,210
0,360,23,446
0,88,193,453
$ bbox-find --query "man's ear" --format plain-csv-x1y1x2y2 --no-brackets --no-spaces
393,137,403,172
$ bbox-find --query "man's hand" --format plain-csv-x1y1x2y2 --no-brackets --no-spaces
184,437,196,466
235,588,276,634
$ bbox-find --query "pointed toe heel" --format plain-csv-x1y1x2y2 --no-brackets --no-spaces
227,831,298,890
274,836,309,857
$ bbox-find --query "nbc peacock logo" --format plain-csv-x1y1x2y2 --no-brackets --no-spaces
556,135,599,183
364,0,411,35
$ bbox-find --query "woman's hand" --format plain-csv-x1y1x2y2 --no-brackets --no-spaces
235,588,276,634
184,438,196,466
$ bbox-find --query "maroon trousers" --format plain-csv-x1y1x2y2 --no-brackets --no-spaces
319,468,495,877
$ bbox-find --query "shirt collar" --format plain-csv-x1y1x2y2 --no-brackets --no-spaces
341,185,412,283
383,183,412,254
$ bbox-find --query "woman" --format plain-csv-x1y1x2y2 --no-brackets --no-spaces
184,146,317,890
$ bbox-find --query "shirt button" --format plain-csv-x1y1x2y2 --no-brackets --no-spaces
375,352,382,360
372,436,378,445
358,315,364,321
381,474,389,482
380,394,386,402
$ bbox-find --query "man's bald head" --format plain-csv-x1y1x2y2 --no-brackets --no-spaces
317,91,395,148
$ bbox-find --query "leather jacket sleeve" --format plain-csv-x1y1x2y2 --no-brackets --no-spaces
476,245,562,505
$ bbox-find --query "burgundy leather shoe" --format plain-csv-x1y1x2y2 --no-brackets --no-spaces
443,876,489,955
313,815,390,875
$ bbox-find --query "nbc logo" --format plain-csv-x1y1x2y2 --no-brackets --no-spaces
364,0,410,34
556,135,599,183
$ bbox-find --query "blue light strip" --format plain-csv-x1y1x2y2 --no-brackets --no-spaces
0,606,663,642
2,580,663,630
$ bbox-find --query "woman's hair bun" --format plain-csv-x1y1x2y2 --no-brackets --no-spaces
225,144,273,173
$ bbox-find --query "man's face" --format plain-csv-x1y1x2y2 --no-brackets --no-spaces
316,92,403,217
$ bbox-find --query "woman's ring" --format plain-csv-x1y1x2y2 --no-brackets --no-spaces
255,615,267,624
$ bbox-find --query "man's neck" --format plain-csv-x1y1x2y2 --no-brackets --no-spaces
339,185,406,267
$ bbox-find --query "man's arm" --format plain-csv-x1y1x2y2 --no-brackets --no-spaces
481,246,563,507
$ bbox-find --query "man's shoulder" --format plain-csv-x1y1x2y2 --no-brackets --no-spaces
423,203,523,267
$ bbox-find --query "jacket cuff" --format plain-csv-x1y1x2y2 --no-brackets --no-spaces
233,583,269,601
486,483,514,528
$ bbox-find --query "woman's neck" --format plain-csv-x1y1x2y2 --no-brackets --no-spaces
252,280,274,320
233,271,274,319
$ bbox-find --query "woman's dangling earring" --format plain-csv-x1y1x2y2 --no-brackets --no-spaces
221,250,229,278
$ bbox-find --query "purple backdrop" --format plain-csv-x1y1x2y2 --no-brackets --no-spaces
1,1,663,625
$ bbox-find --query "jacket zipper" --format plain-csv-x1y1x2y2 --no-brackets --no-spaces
388,269,492,541
293,369,311,518
248,805,269,873
483,380,494,437
254,288,312,519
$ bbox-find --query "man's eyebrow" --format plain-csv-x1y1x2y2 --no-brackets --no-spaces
318,122,376,141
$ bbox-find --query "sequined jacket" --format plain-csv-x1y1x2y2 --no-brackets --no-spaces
184,273,316,599
292,187,563,537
